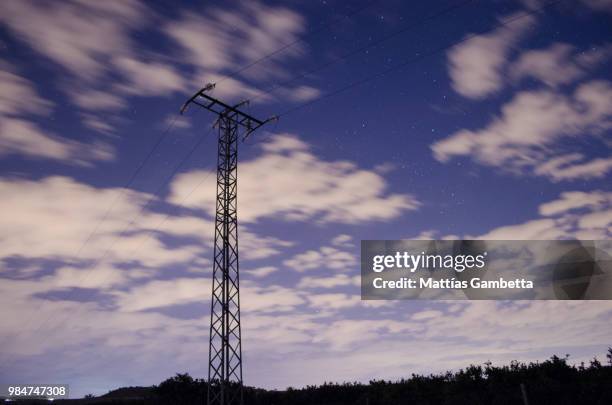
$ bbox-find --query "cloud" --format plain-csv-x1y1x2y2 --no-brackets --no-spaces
0,1,180,133
43,265,131,290
0,68,53,116
0,117,111,163
284,246,356,273
523,0,612,13
411,310,443,321
431,80,612,181
192,74,274,103
170,133,420,224
0,0,320,135
581,0,612,12
165,2,304,78
539,190,612,216
115,278,211,312
244,266,278,278
0,65,115,163
297,274,360,289
112,56,186,96
476,218,567,240
80,113,117,135
447,12,536,99
0,0,147,81
165,114,192,130
0,176,205,267
331,234,354,248
473,189,612,240
273,85,321,103
68,89,127,112
240,230,294,260
164,2,321,103
2,181,612,394
510,42,612,87
0,174,295,310
241,282,306,313
114,277,304,314
533,153,612,182
307,293,361,310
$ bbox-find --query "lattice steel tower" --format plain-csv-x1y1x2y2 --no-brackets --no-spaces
181,84,274,405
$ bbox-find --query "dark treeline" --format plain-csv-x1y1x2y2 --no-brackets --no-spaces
10,349,612,404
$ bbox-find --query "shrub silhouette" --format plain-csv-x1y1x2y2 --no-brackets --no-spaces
11,350,612,404
152,351,612,405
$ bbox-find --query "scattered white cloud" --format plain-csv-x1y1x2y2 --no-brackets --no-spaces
0,1,149,134
0,68,53,116
523,0,612,13
0,64,115,163
240,230,294,260
0,0,147,81
510,42,612,87
0,176,199,266
170,134,420,224
165,2,304,78
297,274,360,289
411,310,444,321
539,190,612,216
0,117,110,163
472,190,612,240
80,113,117,135
447,11,536,99
284,246,356,273
2,179,612,394
331,234,354,248
115,278,210,312
581,0,612,12
0,171,303,320
432,80,612,181
69,89,127,112
241,281,306,313
244,266,278,278
273,85,321,103
0,0,320,136
534,153,612,182
163,1,322,103
112,56,186,96
535,153,612,181
165,114,192,130
476,218,567,240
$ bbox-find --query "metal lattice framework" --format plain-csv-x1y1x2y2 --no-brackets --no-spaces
181,84,274,405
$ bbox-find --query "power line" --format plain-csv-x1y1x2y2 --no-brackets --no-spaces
64,0,380,257
249,0,476,104
49,0,376,267
73,114,180,259
0,114,186,360
55,0,374,289
215,0,381,85
239,2,559,221
276,1,559,118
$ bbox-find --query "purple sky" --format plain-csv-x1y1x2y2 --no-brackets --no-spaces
0,0,611,398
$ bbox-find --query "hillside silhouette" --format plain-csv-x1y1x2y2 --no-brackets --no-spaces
7,349,612,404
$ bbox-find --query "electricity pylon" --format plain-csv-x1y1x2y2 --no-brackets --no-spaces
181,84,275,405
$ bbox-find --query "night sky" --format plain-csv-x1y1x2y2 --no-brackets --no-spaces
0,0,611,398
